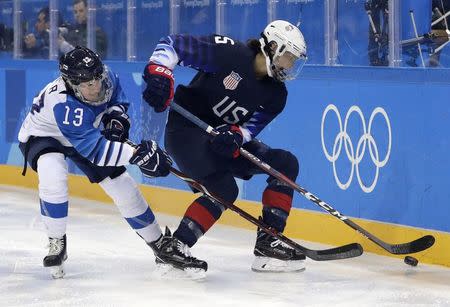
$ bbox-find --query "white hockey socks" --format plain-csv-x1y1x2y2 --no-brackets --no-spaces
99,171,162,243
37,152,69,239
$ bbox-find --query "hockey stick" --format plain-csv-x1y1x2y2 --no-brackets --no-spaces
170,102,436,255
168,166,363,261
125,139,362,261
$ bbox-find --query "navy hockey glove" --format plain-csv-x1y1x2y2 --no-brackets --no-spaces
129,140,172,177
102,111,130,142
142,63,174,113
210,125,243,159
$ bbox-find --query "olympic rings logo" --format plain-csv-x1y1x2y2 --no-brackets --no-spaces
320,104,392,193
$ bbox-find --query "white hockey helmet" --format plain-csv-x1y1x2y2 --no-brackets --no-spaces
259,20,307,82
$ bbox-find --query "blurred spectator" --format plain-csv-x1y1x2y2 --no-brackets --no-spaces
23,7,66,59
23,7,52,58
59,0,108,59
365,0,389,66
0,23,14,51
429,0,450,66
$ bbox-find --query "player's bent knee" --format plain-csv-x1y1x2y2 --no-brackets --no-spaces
271,150,299,180
202,173,239,203
284,151,299,179
99,171,148,216
222,183,239,203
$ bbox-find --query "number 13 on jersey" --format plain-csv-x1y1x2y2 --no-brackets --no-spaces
62,106,84,127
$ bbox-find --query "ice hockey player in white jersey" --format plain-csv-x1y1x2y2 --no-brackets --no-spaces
18,46,173,278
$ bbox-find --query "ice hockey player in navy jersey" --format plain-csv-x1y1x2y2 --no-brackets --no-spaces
142,20,308,274
18,46,173,278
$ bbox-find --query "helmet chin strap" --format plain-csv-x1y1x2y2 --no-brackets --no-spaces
265,57,274,78
79,88,106,106
259,36,275,78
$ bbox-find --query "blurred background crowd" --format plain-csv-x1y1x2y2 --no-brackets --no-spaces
0,0,449,68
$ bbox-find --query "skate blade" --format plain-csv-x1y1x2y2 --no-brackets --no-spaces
251,256,306,273
153,263,206,280
49,264,65,279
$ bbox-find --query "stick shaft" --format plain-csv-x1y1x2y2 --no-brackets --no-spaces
169,102,435,255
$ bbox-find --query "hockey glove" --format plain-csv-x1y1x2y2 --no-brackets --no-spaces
102,110,131,142
210,125,243,159
142,63,174,113
129,140,173,177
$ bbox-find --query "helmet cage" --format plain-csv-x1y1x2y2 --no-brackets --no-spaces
65,67,113,106
270,51,306,82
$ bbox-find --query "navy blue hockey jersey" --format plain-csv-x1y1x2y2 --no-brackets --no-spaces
150,34,287,142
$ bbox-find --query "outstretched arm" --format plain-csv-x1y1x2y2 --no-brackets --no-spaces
142,34,238,112
149,34,232,72
53,102,135,167
53,102,171,177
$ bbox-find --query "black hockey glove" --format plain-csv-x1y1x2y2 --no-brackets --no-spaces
142,63,174,113
102,110,130,142
129,140,172,177
210,125,243,159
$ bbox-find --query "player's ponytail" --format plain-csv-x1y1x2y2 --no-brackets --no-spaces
246,39,261,55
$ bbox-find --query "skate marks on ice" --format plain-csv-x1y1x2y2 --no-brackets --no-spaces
0,185,450,306
152,263,207,280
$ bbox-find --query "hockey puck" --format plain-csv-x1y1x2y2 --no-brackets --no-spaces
404,256,418,267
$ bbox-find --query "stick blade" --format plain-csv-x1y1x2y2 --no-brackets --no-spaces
386,235,435,254
310,243,363,261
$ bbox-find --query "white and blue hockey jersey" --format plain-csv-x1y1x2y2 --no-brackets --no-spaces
18,67,135,167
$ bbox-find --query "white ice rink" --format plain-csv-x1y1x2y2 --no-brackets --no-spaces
1,185,449,307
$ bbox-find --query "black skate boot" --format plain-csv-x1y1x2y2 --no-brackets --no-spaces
43,234,68,278
251,229,305,272
148,227,208,274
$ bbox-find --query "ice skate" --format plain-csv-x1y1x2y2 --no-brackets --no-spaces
43,235,67,279
251,230,305,273
148,227,207,278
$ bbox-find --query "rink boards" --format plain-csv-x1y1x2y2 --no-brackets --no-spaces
0,61,449,267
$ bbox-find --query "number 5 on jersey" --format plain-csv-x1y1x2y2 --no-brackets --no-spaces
62,106,84,127
214,35,235,45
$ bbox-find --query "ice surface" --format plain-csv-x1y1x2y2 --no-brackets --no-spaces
1,185,449,307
